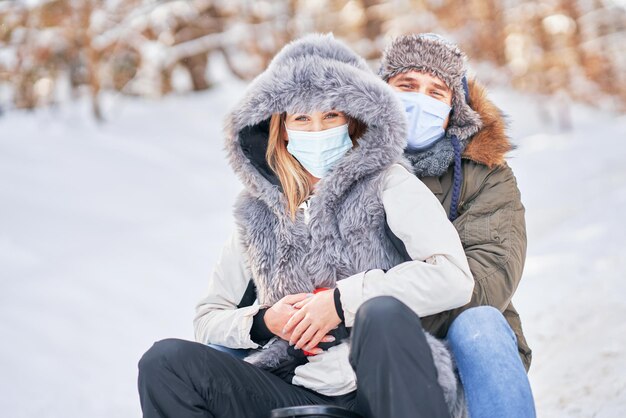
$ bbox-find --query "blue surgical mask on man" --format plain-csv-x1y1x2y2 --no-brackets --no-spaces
285,123,352,178
396,92,452,151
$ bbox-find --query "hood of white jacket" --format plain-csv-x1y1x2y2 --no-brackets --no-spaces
223,33,408,213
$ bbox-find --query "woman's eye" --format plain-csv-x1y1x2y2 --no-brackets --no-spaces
295,116,308,121
324,113,339,119
431,91,442,97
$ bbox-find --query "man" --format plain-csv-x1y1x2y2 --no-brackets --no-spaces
379,33,536,417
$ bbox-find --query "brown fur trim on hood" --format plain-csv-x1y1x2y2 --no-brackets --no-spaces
462,79,512,168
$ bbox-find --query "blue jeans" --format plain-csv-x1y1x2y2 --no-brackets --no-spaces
447,306,536,418
207,344,250,359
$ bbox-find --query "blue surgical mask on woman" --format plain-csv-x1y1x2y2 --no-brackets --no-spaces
285,123,352,178
396,92,452,151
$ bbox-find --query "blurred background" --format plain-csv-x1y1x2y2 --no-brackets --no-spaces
1,1,625,418
1,0,625,118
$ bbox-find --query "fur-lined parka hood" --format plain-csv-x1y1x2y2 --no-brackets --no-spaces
224,33,407,212
463,79,513,168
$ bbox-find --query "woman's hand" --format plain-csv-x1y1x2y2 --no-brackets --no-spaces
282,289,341,352
264,294,335,353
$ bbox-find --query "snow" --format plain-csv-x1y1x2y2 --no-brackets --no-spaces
1,82,625,417
490,89,626,417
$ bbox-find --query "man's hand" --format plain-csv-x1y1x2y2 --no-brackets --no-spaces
264,293,311,338
283,289,341,352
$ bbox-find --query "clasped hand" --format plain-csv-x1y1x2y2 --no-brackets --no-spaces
264,290,341,355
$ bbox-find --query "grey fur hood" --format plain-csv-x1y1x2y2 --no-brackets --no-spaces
224,33,407,208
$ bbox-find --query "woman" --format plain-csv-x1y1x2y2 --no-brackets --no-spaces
138,34,473,418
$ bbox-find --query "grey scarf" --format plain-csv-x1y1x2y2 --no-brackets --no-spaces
405,134,468,177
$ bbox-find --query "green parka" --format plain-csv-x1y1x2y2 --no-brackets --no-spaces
419,80,532,370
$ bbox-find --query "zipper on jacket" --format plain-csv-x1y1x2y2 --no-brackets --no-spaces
300,197,313,224
457,167,498,211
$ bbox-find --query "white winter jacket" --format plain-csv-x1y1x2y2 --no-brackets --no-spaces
194,163,473,396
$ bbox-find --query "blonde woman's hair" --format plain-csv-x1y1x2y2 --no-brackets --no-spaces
266,112,367,219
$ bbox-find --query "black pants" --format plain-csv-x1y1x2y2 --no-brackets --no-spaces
138,296,450,418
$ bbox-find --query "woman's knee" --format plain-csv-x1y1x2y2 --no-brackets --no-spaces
354,296,420,330
138,338,196,376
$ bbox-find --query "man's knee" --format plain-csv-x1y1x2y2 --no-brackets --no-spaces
448,306,515,351
355,296,420,330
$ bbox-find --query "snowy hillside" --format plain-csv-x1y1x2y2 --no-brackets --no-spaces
1,83,625,418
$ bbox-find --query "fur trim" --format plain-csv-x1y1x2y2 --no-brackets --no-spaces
463,79,513,167
426,334,468,418
244,339,292,369
224,33,407,215
379,33,465,94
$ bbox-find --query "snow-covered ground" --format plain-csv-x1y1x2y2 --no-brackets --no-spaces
1,81,625,418
489,90,626,417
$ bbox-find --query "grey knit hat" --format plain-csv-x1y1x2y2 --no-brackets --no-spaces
379,33,482,141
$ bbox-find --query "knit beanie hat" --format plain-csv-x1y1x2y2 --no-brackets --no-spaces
379,33,482,144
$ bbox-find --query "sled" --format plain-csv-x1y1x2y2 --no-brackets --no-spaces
270,405,362,418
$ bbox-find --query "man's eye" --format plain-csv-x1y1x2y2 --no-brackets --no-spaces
400,84,412,89
431,91,442,97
